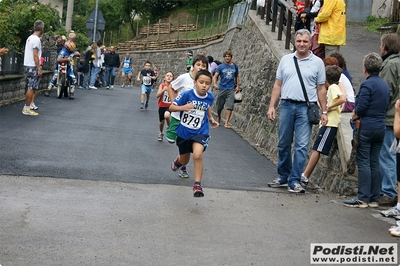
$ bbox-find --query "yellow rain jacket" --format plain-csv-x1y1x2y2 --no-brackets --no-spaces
315,0,346,46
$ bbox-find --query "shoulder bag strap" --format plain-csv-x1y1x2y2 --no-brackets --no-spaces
293,56,311,107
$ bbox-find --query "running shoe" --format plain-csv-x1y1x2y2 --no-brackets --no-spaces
121,84,125,88
193,184,204,197
381,207,400,218
158,133,163,142
145,102,149,109
178,166,189,178
171,157,181,171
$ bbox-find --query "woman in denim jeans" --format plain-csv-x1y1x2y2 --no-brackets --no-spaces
343,53,390,208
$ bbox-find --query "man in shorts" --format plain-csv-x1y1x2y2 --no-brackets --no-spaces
213,50,240,129
22,20,44,116
120,53,134,87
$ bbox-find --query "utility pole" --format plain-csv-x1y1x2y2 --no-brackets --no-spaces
66,0,74,32
93,0,99,42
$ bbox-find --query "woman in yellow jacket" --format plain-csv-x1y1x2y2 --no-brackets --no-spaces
315,0,346,56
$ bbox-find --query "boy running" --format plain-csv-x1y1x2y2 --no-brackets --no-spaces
166,54,208,178
169,70,219,197
300,65,346,188
137,60,156,109
120,53,134,87
156,71,174,141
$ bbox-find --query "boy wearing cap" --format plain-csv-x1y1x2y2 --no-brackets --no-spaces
186,50,193,72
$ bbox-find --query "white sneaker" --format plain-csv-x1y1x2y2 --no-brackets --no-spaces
110,85,114,89
121,84,125,88
89,86,97,90
30,103,38,110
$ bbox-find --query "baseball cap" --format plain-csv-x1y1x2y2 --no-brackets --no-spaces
186,50,193,56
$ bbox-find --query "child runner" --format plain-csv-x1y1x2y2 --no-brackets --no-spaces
120,53,134,87
156,71,174,141
136,60,156,109
152,65,159,91
166,54,208,178
300,65,345,190
169,70,219,197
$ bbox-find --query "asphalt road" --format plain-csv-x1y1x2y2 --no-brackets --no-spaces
0,85,399,265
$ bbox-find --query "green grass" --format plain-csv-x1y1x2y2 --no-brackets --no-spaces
364,16,391,33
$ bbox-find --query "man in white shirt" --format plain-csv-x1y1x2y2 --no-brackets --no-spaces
22,20,44,116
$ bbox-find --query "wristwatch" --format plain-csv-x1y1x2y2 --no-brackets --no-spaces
322,111,328,115
38,67,42,70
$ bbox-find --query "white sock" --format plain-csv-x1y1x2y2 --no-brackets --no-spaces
24,105,30,110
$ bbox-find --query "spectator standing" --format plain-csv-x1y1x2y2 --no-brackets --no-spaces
330,52,353,85
88,41,102,90
22,20,44,116
343,53,390,208
267,29,328,193
301,65,345,186
213,50,240,129
104,45,120,89
185,50,193,72
381,100,400,232
99,45,106,87
82,43,94,90
378,34,400,206
323,56,354,112
315,0,346,56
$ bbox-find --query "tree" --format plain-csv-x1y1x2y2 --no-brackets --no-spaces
0,0,61,50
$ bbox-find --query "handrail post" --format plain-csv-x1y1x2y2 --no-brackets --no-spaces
271,0,278,32
277,4,285,40
266,0,271,25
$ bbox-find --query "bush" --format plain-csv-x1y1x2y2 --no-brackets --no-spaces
0,0,61,51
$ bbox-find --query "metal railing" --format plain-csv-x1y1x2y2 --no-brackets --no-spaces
252,0,297,51
0,51,22,76
0,48,53,77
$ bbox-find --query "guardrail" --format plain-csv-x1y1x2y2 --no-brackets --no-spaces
251,0,298,51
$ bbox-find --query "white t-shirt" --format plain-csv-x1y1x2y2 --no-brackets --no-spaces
24,34,42,67
92,47,102,68
170,72,194,120
339,73,355,102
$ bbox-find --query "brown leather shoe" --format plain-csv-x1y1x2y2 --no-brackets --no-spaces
380,195,395,207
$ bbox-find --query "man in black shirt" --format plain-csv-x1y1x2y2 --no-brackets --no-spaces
104,46,120,89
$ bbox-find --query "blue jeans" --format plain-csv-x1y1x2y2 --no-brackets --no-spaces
379,126,397,198
106,66,117,86
277,100,312,186
356,128,385,203
90,66,100,86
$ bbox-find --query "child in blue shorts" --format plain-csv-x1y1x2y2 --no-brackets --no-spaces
169,70,219,197
137,60,156,109
301,65,346,189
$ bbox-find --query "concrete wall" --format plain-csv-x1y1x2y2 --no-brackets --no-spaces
0,11,355,195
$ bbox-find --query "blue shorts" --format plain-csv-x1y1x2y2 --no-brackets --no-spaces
176,134,210,154
122,68,132,74
312,126,338,155
25,66,40,90
141,84,152,95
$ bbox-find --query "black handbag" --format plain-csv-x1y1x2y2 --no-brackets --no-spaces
293,56,320,125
